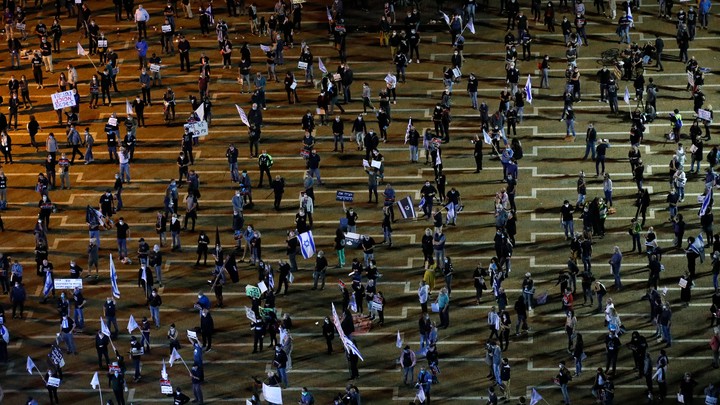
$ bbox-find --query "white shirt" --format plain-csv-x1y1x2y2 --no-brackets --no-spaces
418,285,429,304
135,8,150,22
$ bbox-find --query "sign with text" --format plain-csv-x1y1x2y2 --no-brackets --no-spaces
51,90,77,110
698,108,713,121
49,345,65,368
184,121,209,138
336,191,354,202
54,278,83,290
160,379,173,394
245,285,261,298
150,63,161,72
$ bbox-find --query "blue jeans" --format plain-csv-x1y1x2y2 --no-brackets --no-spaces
677,186,685,200
120,162,131,182
116,189,123,210
89,229,100,246
621,27,631,43
229,162,238,181
403,366,415,384
584,142,596,159
74,307,84,329
597,291,606,311
363,252,374,267
409,145,419,161
575,357,583,375
277,367,288,387
493,363,502,386
150,305,160,328
560,384,570,404
612,268,622,289
172,231,181,248
117,238,127,258
566,119,576,137
661,324,672,345
469,91,478,109
420,333,429,350
309,168,322,183
62,332,76,353
155,265,163,285
714,272,719,290
604,189,613,206
669,206,677,218
541,68,550,88
562,220,574,238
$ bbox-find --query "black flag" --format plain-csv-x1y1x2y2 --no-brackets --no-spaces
224,252,239,283
396,196,416,219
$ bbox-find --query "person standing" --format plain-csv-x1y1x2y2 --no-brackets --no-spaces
273,344,289,388
190,364,204,404
200,308,214,352
95,330,110,369
116,217,130,262
556,361,572,405
400,345,417,385
436,287,450,328
609,246,622,291
257,150,273,187
134,5,149,38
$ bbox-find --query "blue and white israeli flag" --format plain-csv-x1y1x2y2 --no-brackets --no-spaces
298,231,316,259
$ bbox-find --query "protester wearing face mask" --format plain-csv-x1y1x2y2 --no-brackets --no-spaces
104,297,120,338
116,217,130,261
38,194,54,231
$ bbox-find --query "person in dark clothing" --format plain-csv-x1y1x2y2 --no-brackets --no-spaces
200,308,214,351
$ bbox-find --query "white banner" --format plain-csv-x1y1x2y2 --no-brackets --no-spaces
51,91,77,110
150,64,161,73
185,121,209,138
53,279,83,290
698,108,712,121
262,383,283,404
48,377,61,387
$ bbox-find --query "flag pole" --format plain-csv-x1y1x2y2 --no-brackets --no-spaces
85,53,98,70
97,385,104,405
179,356,191,373
35,365,47,384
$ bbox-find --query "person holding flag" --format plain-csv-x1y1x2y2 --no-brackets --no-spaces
95,329,111,369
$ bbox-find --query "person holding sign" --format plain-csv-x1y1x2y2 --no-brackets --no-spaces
45,369,61,405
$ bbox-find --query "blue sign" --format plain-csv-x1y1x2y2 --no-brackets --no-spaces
336,191,354,202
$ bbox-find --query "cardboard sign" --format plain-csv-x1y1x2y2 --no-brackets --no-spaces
98,40,108,48
185,121,209,138
108,117,118,127
109,365,121,374
160,379,173,394
371,160,382,169
698,108,713,121
297,61,308,70
48,377,61,387
161,25,172,33
245,285,261,298
245,306,257,322
16,23,25,30
290,82,297,90
54,278,83,290
336,191,354,202
333,73,341,81
452,67,462,78
258,281,268,294
150,64,161,72
187,330,198,341
51,90,77,110
344,232,361,248
49,345,65,368
369,301,383,311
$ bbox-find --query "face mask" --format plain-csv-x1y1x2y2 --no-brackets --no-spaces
119,221,124,225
